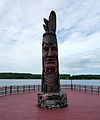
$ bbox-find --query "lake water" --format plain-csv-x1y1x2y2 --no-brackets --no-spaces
0,79,100,87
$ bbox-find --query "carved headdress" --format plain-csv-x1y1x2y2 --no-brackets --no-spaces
43,11,57,44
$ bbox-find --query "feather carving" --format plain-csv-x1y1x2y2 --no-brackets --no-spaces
43,11,56,34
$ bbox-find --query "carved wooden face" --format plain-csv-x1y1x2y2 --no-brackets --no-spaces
43,42,58,69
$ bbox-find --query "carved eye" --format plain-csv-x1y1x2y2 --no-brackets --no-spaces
44,47,49,51
51,47,56,51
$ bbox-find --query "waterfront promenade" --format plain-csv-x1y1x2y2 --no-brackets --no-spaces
0,91,100,120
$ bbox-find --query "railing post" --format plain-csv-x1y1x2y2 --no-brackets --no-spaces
5,86,7,95
23,86,25,93
10,86,12,94
71,78,73,91
91,86,93,93
38,85,39,91
17,86,19,93
29,85,30,92
98,86,100,94
85,85,86,92
66,84,67,90
79,85,81,91
33,85,35,91
74,84,76,90
64,85,66,90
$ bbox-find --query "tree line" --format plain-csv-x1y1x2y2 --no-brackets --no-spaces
0,73,70,79
0,73,100,79
70,75,100,79
0,73,42,79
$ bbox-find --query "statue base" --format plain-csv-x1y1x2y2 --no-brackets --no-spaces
37,91,68,109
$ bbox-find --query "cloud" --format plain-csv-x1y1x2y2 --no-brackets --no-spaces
0,0,100,74
59,30,100,74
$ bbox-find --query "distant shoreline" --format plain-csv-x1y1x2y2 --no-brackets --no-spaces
0,73,100,79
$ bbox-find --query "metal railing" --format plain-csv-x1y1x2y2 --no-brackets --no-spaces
0,84,100,96
61,84,100,94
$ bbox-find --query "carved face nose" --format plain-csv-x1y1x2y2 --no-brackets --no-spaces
48,48,53,56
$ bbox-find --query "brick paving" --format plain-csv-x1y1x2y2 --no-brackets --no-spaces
0,91,100,120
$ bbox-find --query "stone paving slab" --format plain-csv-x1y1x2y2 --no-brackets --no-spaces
0,91,100,120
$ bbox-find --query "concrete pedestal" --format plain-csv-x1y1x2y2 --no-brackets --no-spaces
38,91,68,109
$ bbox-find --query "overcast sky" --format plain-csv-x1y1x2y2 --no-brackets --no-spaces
0,0,100,75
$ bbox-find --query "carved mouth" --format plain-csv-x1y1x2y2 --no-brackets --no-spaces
47,61,55,64
46,59,55,64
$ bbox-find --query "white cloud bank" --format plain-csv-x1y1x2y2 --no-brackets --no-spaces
0,0,100,74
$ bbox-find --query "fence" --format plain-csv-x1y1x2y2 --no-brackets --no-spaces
0,84,100,96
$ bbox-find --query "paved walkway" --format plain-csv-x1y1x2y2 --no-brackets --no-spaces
0,91,100,120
